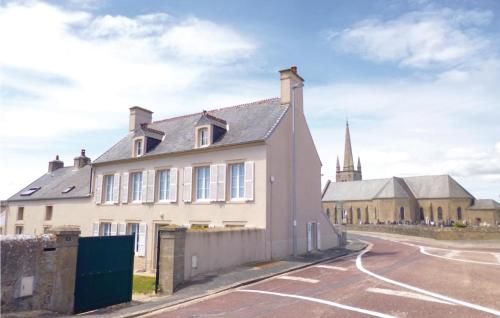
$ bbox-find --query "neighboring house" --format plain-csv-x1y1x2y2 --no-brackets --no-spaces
4,66,338,272
322,124,500,226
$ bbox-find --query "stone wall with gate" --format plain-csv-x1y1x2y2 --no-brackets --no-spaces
0,227,80,314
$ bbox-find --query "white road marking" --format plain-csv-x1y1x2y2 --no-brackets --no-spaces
492,253,500,264
314,265,348,271
444,250,458,258
366,287,455,305
238,289,396,318
356,240,500,316
420,247,500,266
277,275,319,283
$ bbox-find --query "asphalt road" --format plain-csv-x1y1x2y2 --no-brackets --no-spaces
146,233,500,318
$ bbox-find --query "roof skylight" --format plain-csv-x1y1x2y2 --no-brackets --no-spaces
20,187,41,196
62,186,75,194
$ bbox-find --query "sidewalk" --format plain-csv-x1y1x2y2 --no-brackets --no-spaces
82,241,366,318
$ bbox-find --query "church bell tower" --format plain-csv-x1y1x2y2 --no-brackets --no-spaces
336,121,362,182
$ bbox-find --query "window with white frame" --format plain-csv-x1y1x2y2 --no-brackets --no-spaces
199,128,209,147
127,223,140,253
196,166,210,200
131,172,142,202
230,163,245,199
104,174,114,202
100,222,111,236
158,169,170,201
134,139,143,156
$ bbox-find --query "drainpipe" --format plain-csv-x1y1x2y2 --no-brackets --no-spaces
291,82,303,257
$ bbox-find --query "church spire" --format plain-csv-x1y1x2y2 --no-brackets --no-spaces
343,120,354,170
336,156,340,172
357,156,362,171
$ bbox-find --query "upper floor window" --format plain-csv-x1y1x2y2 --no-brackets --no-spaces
131,172,143,202
45,206,53,221
196,166,210,200
199,128,209,147
159,169,170,201
134,139,143,156
17,207,24,221
230,163,245,199
104,175,114,202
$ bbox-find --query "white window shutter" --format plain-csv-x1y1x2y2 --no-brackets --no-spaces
244,161,254,201
92,222,99,236
118,223,126,235
183,167,192,203
169,168,178,202
121,172,129,204
209,164,218,201
141,170,148,203
316,222,321,250
111,222,118,235
217,164,226,201
137,223,147,257
146,170,156,203
113,173,120,204
95,174,103,204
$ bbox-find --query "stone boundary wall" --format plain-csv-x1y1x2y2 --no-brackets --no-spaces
1,227,80,314
347,224,500,240
184,228,266,280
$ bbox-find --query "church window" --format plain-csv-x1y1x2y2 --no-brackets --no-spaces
419,207,424,221
457,207,462,220
356,208,361,223
400,207,405,221
437,207,443,220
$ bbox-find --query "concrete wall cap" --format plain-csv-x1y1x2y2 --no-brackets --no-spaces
48,226,81,235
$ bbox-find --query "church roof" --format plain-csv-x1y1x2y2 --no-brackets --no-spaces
469,199,500,210
322,175,475,202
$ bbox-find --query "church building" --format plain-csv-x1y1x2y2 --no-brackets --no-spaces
322,122,500,226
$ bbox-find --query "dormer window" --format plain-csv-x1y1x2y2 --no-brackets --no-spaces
199,128,209,147
135,139,143,156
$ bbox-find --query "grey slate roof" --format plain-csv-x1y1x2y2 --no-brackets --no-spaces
94,98,288,164
8,165,91,202
322,175,475,202
469,199,500,210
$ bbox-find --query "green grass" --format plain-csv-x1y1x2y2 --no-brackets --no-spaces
133,275,156,294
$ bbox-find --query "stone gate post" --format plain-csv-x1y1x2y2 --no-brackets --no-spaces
157,226,187,295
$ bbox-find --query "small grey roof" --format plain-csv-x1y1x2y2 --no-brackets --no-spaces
403,175,474,199
469,199,500,210
322,174,475,202
7,166,91,202
322,178,392,201
94,98,288,164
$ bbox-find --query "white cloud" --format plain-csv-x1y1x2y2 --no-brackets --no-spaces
0,1,266,198
326,8,493,68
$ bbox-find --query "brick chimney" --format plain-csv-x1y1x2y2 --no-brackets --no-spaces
279,65,304,112
74,149,91,168
129,106,153,132
48,155,64,173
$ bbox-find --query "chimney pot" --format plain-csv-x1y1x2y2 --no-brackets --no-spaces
81,149,85,156
49,155,64,173
291,65,297,73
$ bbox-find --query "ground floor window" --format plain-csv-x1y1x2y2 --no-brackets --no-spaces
356,208,361,223
400,207,405,221
43,226,51,234
437,207,443,220
100,222,112,236
457,207,462,220
15,226,23,234
419,207,424,221
127,223,140,253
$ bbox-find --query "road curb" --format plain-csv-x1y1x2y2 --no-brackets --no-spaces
102,244,367,318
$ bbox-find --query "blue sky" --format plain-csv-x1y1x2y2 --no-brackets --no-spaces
1,0,499,199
